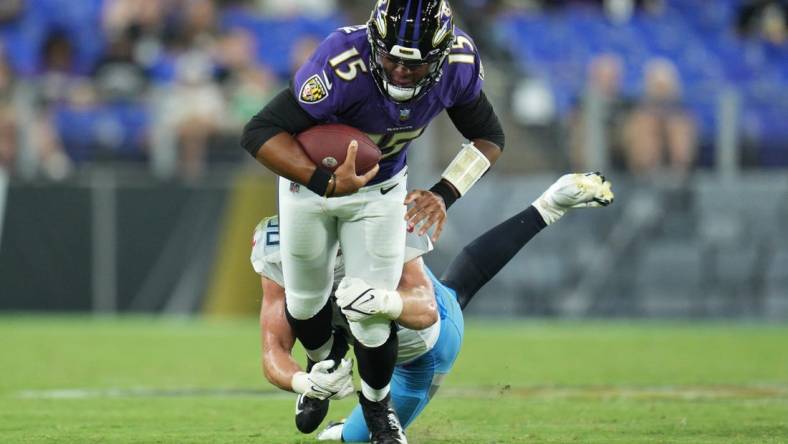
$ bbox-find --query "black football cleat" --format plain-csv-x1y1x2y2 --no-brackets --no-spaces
295,393,329,434
296,335,350,434
358,392,407,444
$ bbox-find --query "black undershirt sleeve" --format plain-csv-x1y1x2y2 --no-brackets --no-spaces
446,90,505,150
240,86,318,157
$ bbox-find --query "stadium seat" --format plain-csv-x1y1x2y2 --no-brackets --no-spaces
695,174,788,244
0,0,106,75
54,101,150,164
511,250,568,293
765,249,788,288
635,241,704,317
218,10,344,80
712,243,758,288
763,286,788,320
764,249,788,319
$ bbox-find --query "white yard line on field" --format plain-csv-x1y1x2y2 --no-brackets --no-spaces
16,387,291,399
15,385,788,400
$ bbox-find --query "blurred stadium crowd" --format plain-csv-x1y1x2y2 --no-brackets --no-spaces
0,0,349,180
0,0,785,181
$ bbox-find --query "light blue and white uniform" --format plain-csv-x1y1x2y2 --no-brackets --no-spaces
251,216,465,441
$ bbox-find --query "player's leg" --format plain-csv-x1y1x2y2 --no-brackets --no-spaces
339,184,405,388
280,179,347,434
337,359,438,443
304,328,351,372
336,173,409,442
337,178,408,349
278,178,340,364
295,329,350,434
320,277,464,442
391,275,465,429
442,172,614,309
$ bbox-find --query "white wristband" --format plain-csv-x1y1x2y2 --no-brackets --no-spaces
291,371,310,394
381,290,404,320
441,142,491,196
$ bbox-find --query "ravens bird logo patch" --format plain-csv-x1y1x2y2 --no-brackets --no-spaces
299,75,328,104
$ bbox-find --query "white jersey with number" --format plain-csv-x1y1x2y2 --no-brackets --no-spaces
251,216,440,365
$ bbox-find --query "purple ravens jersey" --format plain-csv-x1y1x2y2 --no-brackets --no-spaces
293,25,484,185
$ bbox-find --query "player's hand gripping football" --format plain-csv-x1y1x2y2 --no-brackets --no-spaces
335,277,403,322
291,359,355,400
404,189,447,242
330,141,379,197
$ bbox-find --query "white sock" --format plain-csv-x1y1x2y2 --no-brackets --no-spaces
305,335,334,363
361,380,390,402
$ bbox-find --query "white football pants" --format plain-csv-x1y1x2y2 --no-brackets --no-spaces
278,168,407,347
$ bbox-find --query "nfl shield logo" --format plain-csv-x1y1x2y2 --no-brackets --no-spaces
399,108,411,121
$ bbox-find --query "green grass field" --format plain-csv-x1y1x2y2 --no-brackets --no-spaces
3,316,787,443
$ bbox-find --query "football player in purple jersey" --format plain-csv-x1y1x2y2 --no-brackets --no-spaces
250,174,614,442
241,2,504,442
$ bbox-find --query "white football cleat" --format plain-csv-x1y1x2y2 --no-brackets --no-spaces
316,420,345,441
532,172,614,225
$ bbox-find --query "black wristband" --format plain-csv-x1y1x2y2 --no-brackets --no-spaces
306,169,332,196
429,180,459,209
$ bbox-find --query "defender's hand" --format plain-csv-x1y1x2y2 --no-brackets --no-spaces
335,277,403,322
331,141,379,197
404,189,448,242
566,172,614,208
291,359,354,400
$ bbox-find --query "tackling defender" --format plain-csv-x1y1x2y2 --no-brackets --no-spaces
252,173,614,442
241,2,504,441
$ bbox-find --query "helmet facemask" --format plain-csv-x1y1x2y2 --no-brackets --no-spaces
367,0,455,103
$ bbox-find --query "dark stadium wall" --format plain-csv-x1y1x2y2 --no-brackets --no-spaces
0,178,249,313
0,185,92,311
116,184,228,312
3,172,786,319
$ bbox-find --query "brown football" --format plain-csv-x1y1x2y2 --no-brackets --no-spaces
296,124,381,174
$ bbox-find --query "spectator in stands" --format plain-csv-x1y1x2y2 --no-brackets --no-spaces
37,29,82,104
452,0,515,61
216,28,278,135
29,32,75,179
256,0,338,18
103,0,169,72
159,51,225,179
0,0,23,25
540,0,665,17
761,4,787,45
175,0,219,47
622,58,697,176
216,0,253,7
738,0,787,45
288,35,320,76
104,0,169,37
93,32,149,101
568,53,633,171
